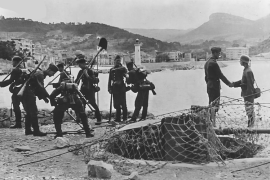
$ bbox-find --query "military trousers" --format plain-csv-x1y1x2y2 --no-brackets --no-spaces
52,97,91,136
131,90,149,121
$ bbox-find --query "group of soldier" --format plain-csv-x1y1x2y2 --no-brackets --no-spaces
0,52,153,138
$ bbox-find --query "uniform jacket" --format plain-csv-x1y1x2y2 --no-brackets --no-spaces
0,67,22,87
75,67,97,92
108,65,127,93
233,67,255,97
28,71,50,100
204,57,230,90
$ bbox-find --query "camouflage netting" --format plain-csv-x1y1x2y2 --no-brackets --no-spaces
72,96,270,172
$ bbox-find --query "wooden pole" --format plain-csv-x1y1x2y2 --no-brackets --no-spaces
214,128,270,135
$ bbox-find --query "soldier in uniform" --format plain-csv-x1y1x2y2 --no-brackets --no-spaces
74,56,102,125
22,64,58,136
0,56,24,128
56,61,70,83
49,78,94,138
126,61,151,122
108,55,128,122
232,55,255,127
204,47,233,126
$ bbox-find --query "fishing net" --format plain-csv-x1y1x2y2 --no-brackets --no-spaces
71,96,270,175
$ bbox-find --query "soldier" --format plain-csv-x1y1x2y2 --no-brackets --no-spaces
232,55,255,127
126,62,152,122
204,47,233,126
74,56,102,125
0,56,25,128
22,64,58,136
49,78,94,138
108,55,128,122
56,61,70,83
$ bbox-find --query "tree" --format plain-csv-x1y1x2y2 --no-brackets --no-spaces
0,41,18,60
155,53,169,62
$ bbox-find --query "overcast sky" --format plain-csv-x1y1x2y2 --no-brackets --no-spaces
0,0,270,29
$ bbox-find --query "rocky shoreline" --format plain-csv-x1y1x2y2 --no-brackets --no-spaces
0,108,154,128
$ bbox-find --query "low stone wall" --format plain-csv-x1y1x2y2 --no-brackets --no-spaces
0,108,154,128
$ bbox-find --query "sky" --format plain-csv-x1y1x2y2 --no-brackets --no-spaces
0,0,270,30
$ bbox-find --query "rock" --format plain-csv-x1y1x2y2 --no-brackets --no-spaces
87,160,113,179
125,172,141,180
54,137,70,148
14,145,31,152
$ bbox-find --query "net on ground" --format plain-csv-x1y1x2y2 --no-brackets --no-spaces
74,96,270,174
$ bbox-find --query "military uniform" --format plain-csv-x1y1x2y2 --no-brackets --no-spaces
22,64,58,136
49,81,93,138
108,65,128,122
0,56,25,128
204,56,230,108
127,65,149,121
75,66,101,123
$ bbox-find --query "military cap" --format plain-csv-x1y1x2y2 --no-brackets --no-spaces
211,47,222,53
48,64,59,72
240,55,250,63
56,61,65,68
114,55,121,60
75,56,86,64
12,56,22,62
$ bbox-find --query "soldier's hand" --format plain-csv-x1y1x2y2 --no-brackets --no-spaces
108,89,112,94
43,97,49,103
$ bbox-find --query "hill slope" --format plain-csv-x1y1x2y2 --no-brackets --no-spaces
124,28,191,42
0,19,180,53
175,13,270,44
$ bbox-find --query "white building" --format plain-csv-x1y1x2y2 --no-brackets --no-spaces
11,38,35,56
226,47,249,60
167,51,183,62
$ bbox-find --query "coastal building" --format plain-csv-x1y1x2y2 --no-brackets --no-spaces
226,47,249,60
11,38,35,56
184,53,192,61
167,51,183,62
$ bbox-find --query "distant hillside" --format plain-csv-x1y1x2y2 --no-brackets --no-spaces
175,13,270,44
0,19,181,53
124,28,191,42
250,37,270,55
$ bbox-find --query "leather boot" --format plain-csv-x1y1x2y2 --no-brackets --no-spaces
32,116,47,136
122,106,128,121
10,111,22,128
115,108,121,122
24,115,33,135
80,113,94,138
53,112,64,137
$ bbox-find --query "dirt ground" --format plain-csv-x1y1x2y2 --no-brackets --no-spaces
1,124,270,180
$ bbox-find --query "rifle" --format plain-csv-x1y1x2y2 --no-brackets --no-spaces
1,59,24,82
75,38,107,83
17,56,46,98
